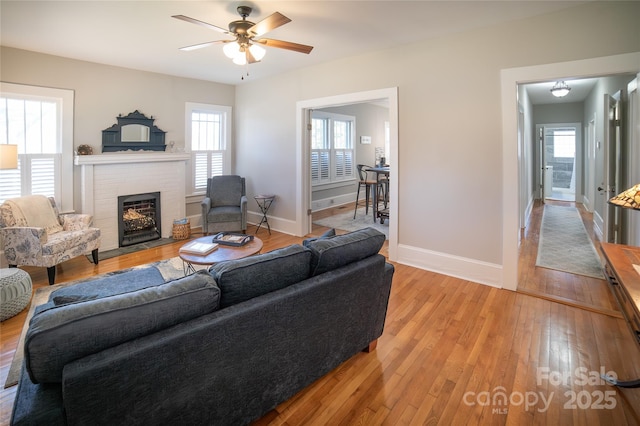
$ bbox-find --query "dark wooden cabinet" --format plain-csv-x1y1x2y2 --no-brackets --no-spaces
600,242,640,388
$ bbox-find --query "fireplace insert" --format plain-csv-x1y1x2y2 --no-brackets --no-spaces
117,192,161,247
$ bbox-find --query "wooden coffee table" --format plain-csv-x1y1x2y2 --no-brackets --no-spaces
179,235,263,274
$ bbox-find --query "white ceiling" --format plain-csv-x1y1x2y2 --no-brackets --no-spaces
1,1,588,85
524,78,600,105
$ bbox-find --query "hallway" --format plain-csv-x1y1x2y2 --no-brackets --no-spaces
517,199,620,317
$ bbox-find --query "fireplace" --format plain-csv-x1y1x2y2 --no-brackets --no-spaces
118,192,161,247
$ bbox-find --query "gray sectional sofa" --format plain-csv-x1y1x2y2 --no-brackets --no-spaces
11,227,394,426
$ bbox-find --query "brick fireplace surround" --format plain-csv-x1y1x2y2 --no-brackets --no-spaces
74,153,190,251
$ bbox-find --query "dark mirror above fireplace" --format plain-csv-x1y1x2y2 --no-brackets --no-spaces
102,110,166,152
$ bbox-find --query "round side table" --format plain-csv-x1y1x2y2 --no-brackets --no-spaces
0,268,32,321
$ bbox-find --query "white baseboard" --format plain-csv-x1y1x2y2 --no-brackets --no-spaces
311,193,355,212
192,208,504,289
396,243,503,289
186,212,299,237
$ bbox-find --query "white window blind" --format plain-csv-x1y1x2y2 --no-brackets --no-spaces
311,112,354,185
185,102,232,194
0,86,70,206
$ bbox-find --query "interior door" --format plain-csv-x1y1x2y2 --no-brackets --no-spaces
586,116,596,211
626,76,639,245
601,92,622,243
538,126,550,202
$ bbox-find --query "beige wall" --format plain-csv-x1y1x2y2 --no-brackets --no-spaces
2,1,639,287
235,1,640,268
0,47,235,215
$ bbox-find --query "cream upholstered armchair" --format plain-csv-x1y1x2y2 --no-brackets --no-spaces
0,195,100,285
201,175,247,235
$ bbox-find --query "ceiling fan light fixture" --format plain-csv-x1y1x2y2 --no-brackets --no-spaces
551,81,571,98
233,53,247,65
223,42,240,58
249,44,266,61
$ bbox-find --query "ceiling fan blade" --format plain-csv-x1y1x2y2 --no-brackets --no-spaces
248,12,291,37
178,40,226,51
245,48,258,64
258,38,314,54
172,15,228,34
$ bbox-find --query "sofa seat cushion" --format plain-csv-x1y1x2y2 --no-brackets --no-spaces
207,205,242,223
25,270,220,384
304,227,386,276
41,228,101,256
209,244,311,308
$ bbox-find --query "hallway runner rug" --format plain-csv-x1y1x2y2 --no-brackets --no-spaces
535,205,604,279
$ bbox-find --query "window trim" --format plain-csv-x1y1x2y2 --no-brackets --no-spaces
184,102,232,196
0,82,74,212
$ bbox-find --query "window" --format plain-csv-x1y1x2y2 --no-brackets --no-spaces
553,129,575,158
0,83,73,211
185,102,232,194
311,112,354,185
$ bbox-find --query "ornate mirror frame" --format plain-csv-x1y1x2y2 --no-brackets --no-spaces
102,110,166,152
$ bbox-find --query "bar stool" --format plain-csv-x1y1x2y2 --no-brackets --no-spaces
354,165,380,219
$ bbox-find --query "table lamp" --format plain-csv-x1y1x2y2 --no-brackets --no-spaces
0,144,18,169
608,184,640,210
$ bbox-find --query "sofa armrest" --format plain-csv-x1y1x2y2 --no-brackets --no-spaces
240,195,247,227
60,213,93,231
0,227,47,262
201,197,212,211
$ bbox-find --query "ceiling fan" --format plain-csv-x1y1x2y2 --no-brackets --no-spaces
172,6,313,66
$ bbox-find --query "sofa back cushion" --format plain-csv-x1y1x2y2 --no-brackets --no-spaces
25,270,220,383
209,175,244,207
209,244,311,308
303,227,386,276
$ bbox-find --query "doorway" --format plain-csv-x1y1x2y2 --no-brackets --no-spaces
296,87,399,261
501,52,640,292
539,124,580,203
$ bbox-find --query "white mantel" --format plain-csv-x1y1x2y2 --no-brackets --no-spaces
74,152,190,166
75,152,190,251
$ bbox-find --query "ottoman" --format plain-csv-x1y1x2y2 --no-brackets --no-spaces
0,268,32,321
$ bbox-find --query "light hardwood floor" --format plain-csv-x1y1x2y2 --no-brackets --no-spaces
1,208,639,425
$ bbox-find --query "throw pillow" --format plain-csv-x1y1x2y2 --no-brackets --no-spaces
7,195,63,234
302,227,336,246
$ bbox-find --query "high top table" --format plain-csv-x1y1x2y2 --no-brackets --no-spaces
368,166,389,224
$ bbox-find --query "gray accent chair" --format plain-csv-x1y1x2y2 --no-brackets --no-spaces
201,175,247,235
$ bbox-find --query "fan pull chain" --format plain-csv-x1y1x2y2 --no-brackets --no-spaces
241,61,250,80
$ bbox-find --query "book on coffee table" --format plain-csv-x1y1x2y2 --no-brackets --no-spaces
179,241,219,255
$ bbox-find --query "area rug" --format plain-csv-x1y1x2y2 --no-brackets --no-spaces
535,205,604,279
3,256,200,389
313,207,389,239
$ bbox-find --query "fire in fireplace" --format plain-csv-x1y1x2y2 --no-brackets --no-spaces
117,192,161,247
